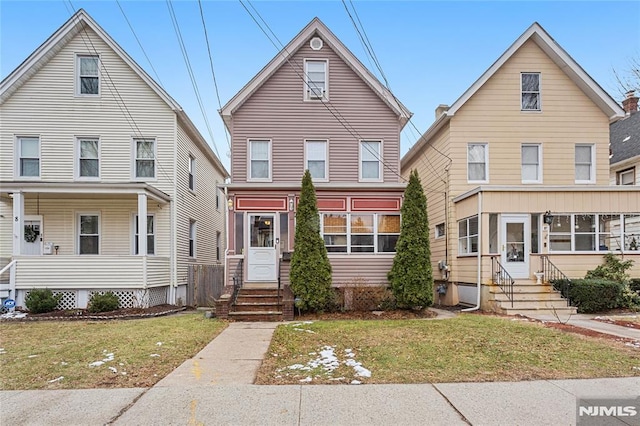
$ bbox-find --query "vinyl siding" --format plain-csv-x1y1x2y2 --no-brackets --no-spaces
175,123,227,288
449,40,610,195
230,40,401,184
329,255,395,286
0,27,176,194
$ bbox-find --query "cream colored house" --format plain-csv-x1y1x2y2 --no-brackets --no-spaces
0,10,228,309
401,22,640,314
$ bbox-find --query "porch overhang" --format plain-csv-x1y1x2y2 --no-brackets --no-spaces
222,182,407,192
0,181,172,204
453,185,640,203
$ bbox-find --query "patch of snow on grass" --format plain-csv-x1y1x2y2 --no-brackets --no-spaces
89,361,104,367
299,376,312,383
293,328,316,333
156,342,163,346
345,358,371,377
279,345,372,382
1,312,27,319
108,366,118,374
350,380,361,385
48,376,64,383
27,355,39,358
150,354,160,357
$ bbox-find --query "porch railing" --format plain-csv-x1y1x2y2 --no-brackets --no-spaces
232,259,244,305
491,256,514,307
540,255,571,306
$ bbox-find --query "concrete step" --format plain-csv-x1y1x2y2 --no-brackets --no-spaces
235,295,281,304
238,288,280,296
495,298,571,310
242,282,279,289
492,292,565,302
489,284,557,294
500,306,578,316
228,311,284,321
231,302,283,313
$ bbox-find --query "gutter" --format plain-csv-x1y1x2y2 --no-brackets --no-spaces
462,191,482,312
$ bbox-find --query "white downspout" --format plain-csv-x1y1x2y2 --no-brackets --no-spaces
462,191,482,312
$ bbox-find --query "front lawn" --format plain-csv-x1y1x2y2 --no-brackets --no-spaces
256,314,640,385
0,313,227,390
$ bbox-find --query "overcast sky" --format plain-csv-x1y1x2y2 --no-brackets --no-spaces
2,1,638,172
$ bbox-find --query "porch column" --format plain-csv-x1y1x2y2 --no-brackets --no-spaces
12,192,24,256
137,192,147,256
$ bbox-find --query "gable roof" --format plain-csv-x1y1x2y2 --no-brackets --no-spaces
402,22,625,168
0,9,228,178
610,112,640,165
219,17,412,128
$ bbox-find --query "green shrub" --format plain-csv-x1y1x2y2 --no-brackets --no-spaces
630,278,640,294
553,278,626,313
290,170,334,312
88,292,120,313
584,253,633,284
25,289,62,314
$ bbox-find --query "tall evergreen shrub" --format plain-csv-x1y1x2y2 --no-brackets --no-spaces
388,169,433,308
289,170,333,311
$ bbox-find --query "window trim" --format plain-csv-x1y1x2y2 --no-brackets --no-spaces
188,154,196,192
359,140,383,182
521,143,542,184
304,139,328,182
575,143,595,184
132,138,157,180
75,136,100,180
15,135,41,179
76,54,100,97
132,214,155,255
304,58,328,101
247,139,272,182
521,72,541,112
189,219,197,259
458,215,479,256
320,212,400,254
435,223,446,239
467,143,489,183
77,212,100,255
617,167,635,186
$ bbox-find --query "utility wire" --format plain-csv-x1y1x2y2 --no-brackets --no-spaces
115,0,165,88
197,0,231,152
239,0,408,183
166,0,221,158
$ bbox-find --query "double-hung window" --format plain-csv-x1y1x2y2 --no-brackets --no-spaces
360,140,382,181
521,72,540,111
249,140,271,181
377,215,400,252
17,136,40,178
134,138,156,179
521,144,541,183
77,55,99,95
77,137,99,178
617,168,635,186
305,59,327,100
467,143,488,182
458,216,478,254
134,215,155,255
188,155,196,191
323,214,347,253
351,214,374,253
305,140,327,181
575,144,594,183
78,214,99,255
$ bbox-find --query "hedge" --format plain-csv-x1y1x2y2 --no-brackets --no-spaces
552,278,626,314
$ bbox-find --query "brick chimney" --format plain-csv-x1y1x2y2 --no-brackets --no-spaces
622,90,638,114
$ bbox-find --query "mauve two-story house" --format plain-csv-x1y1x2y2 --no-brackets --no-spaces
218,18,411,318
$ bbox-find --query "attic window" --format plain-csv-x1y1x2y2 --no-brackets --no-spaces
77,55,99,95
310,37,323,50
305,59,327,100
521,73,540,111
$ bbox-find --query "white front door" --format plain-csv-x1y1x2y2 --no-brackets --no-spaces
501,214,529,279
22,216,43,255
247,214,277,281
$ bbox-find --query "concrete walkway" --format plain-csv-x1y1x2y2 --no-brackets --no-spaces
523,313,640,340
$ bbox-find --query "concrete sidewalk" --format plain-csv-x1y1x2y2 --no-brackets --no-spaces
3,378,638,425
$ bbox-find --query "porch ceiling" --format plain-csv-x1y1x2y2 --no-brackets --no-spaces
0,181,171,204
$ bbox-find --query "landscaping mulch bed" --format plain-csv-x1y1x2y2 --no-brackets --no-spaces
4,304,187,321
295,308,438,321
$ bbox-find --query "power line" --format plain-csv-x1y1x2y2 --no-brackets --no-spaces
197,0,230,152
115,0,165,88
65,0,175,186
166,0,221,158
239,0,407,183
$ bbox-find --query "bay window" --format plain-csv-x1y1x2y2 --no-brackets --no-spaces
321,213,400,253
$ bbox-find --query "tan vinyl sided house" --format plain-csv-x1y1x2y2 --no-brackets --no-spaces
0,10,229,309
401,22,640,314
217,18,411,319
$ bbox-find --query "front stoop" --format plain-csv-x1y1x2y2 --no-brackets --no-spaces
227,287,294,321
490,282,577,316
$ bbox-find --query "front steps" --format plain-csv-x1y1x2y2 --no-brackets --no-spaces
490,281,577,316
228,287,284,321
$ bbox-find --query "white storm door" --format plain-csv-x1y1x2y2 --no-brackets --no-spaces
501,214,530,279
247,214,277,281
22,216,43,255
